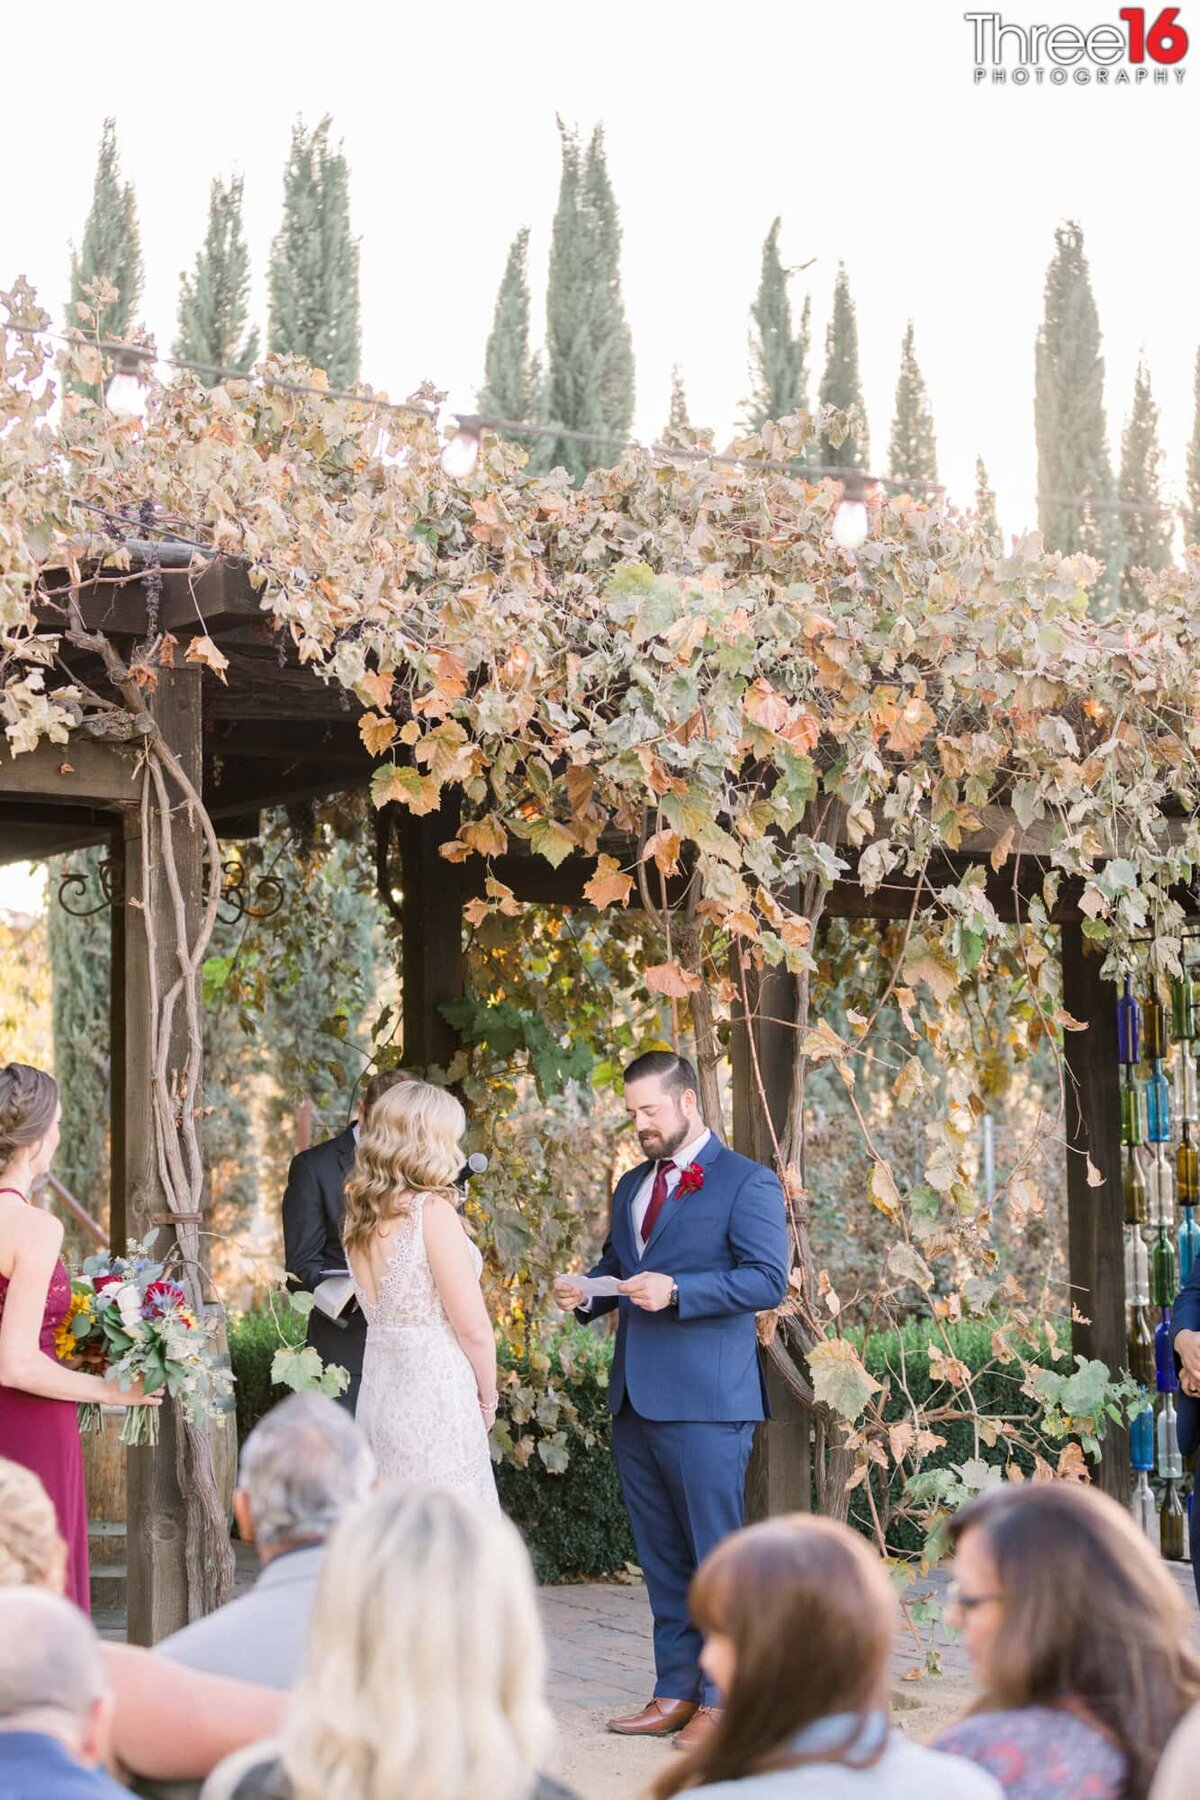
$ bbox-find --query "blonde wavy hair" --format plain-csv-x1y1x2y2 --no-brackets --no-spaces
343,1079,464,1259
282,1487,552,1800
0,1459,67,1593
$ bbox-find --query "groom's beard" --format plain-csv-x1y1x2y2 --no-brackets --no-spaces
638,1113,692,1161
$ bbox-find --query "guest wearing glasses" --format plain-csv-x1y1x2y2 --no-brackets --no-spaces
935,1483,1200,1799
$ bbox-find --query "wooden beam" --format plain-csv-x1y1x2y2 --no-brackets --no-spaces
0,736,142,807
399,800,465,1073
1061,923,1128,1500
121,668,203,1645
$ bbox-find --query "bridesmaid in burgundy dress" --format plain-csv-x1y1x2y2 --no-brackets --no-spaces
0,1063,159,1613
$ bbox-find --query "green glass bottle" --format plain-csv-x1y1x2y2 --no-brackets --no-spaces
1173,975,1196,1043
1152,1227,1179,1308
1124,1148,1149,1226
1121,1079,1146,1149
1128,1306,1156,1387
1161,1478,1185,1560
1145,992,1168,1061
1179,1121,1200,1210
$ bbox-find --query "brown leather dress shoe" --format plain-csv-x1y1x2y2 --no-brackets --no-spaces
674,1706,723,1750
607,1697,699,1736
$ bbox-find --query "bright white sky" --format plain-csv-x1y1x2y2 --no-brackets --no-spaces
0,0,1195,909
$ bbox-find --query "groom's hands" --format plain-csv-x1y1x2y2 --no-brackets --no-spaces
620,1272,675,1311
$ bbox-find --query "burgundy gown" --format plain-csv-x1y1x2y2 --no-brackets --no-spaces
0,1253,91,1612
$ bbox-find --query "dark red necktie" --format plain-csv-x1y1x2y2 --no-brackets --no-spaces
640,1159,676,1247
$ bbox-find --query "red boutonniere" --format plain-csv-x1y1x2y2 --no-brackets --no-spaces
676,1162,705,1197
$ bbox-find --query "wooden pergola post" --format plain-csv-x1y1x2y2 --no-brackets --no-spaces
120,667,204,1643
399,798,465,1072
731,955,811,1519
1061,922,1128,1499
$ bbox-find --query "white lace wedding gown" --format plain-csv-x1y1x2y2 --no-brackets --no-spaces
353,1192,498,1509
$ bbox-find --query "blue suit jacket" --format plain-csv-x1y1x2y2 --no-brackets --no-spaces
580,1134,789,1422
1172,1267,1200,1457
0,1732,130,1799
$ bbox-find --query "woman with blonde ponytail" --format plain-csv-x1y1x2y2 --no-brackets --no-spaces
341,1079,498,1504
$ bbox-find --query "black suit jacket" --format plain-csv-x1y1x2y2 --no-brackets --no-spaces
281,1127,367,1377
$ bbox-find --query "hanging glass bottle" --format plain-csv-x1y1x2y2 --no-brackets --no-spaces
1173,973,1196,1044
1152,1229,1179,1308
1161,1479,1185,1559
1129,1307,1156,1387
1158,1392,1185,1479
1175,1043,1198,1126
1131,1469,1157,1540
1145,990,1168,1061
1180,1208,1200,1286
1118,975,1142,1066
1156,1308,1178,1391
1126,1226,1151,1307
1179,1120,1199,1209
1149,1145,1175,1227
1122,1077,1147,1150
1131,1398,1156,1469
1147,1060,1172,1144
1124,1148,1149,1226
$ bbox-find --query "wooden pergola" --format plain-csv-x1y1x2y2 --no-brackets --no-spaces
0,553,1158,1636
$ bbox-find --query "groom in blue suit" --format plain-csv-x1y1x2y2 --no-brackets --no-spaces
555,1050,789,1749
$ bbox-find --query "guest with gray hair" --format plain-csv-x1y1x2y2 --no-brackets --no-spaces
0,1587,128,1796
156,1393,375,1690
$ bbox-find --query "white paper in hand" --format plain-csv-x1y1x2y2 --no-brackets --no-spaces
560,1274,622,1300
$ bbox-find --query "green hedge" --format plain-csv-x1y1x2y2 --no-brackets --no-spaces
226,1309,1064,1576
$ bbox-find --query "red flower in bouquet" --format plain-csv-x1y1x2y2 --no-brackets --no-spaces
144,1279,187,1314
91,1272,125,1293
676,1161,705,1197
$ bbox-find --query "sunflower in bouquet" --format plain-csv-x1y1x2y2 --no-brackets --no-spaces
56,1238,233,1446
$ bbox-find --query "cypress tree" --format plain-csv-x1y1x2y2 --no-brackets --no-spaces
174,175,259,376
479,228,536,423
45,854,111,1211
267,117,361,386
744,219,810,430
1186,348,1200,548
667,365,690,433
1035,221,1124,608
1117,359,1173,603
541,121,635,484
888,322,938,490
66,119,142,395
816,265,869,470
975,456,1002,549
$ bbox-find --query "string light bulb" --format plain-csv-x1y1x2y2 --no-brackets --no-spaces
832,472,871,550
441,415,482,479
105,346,149,419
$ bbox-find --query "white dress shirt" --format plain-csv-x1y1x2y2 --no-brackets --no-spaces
632,1128,711,1257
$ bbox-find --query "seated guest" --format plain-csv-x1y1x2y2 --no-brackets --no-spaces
202,1487,576,1800
157,1393,375,1689
936,1482,1200,1799
651,1514,1000,1799
0,1587,127,1797
0,1457,286,1791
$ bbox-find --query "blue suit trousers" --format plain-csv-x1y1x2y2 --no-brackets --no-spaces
612,1405,753,1706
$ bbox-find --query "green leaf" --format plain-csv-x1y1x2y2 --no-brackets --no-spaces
529,819,576,868
287,1290,316,1318
806,1337,881,1423
271,1345,326,1392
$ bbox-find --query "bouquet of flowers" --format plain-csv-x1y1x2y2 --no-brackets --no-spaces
55,1238,234,1446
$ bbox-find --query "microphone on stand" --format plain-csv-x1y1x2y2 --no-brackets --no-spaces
455,1153,489,1194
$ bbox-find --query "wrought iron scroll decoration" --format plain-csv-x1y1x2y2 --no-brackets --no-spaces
55,857,285,925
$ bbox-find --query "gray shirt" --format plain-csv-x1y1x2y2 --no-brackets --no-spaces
691,1719,1003,1800
155,1545,324,1690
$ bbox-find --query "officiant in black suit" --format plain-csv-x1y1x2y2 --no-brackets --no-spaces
282,1067,414,1413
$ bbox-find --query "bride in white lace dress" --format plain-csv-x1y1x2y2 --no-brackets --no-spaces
343,1079,498,1508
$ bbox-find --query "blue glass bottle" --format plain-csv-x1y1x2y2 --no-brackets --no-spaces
1118,974,1142,1066
1147,1061,1172,1143
1156,1306,1178,1392
1131,1398,1156,1469
1181,1206,1200,1286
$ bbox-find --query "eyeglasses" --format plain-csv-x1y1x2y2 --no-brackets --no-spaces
946,1580,1003,1613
